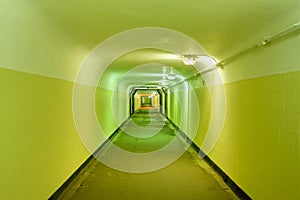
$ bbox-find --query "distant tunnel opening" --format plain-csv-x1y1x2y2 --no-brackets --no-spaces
129,87,167,116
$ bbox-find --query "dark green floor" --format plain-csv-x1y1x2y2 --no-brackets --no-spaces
57,111,238,200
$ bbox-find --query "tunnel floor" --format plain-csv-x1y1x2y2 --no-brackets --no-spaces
56,111,238,200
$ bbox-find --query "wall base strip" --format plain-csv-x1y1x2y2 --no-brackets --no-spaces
166,117,252,200
48,117,130,199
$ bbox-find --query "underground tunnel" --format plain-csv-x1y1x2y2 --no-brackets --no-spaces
0,1,300,200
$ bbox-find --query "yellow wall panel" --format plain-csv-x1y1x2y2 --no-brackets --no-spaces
0,68,90,199
208,71,300,200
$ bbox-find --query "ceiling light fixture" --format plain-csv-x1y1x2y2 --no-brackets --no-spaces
167,74,176,80
181,54,200,65
167,67,176,80
161,80,169,86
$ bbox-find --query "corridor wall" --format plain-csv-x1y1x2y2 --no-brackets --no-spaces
96,88,128,135
0,69,90,199
209,33,300,200
167,31,300,199
167,78,211,146
187,78,212,147
0,1,106,199
167,88,182,127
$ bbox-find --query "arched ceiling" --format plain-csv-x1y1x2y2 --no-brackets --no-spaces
98,49,197,90
29,0,300,59
1,0,300,88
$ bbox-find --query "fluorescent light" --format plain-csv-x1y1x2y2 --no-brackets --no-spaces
198,55,217,65
181,54,217,66
167,74,176,80
161,80,169,86
181,54,199,65
167,67,176,80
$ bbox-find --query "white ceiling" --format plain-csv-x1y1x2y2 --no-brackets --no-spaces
2,0,300,89
29,0,300,59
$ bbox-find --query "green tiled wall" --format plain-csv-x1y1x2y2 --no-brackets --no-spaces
192,87,212,147
168,90,182,127
95,88,119,136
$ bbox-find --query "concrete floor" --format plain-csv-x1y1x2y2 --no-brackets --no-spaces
57,111,238,200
